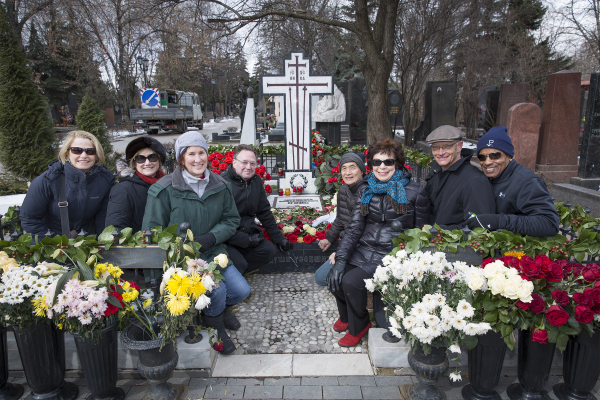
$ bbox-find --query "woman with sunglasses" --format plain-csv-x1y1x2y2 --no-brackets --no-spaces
21,130,115,239
327,139,430,347
105,137,167,232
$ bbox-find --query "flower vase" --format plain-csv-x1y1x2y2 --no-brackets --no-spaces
120,323,182,400
462,331,508,400
406,343,449,400
72,322,124,400
12,322,78,400
507,329,556,400
553,330,600,400
0,325,23,400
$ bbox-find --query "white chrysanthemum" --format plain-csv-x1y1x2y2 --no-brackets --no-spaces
424,314,440,327
451,316,467,330
201,275,215,292
195,294,211,310
394,305,404,319
402,315,416,330
78,313,93,325
449,372,462,382
449,344,461,353
390,326,402,339
456,300,475,318
364,279,375,292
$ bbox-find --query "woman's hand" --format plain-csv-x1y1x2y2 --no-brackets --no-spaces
329,252,336,265
318,238,331,251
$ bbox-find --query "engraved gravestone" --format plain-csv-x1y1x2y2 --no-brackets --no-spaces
414,81,455,141
388,88,403,131
496,84,528,127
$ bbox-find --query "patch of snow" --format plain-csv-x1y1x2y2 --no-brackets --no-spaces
462,141,477,149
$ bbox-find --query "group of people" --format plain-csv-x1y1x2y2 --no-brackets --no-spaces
18,124,559,354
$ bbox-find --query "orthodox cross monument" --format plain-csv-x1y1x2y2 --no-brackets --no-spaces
261,51,333,170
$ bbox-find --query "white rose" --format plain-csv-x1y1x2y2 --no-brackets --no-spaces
214,254,228,268
468,274,485,291
483,262,499,279
517,283,533,303
489,278,505,296
503,282,520,299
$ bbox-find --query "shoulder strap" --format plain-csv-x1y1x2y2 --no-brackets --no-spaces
57,172,70,236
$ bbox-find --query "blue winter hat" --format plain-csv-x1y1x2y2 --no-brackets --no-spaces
477,127,514,158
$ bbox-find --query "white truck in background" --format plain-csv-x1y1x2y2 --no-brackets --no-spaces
131,88,203,134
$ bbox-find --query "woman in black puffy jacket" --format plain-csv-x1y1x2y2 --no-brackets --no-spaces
326,139,430,347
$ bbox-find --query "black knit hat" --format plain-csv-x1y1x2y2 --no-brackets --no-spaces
339,152,367,175
125,136,167,164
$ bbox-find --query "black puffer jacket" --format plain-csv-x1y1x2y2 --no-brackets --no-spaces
105,162,157,232
336,169,431,274
325,179,367,243
425,148,496,229
221,165,285,247
490,160,559,237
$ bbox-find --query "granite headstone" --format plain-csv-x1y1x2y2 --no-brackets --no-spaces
577,72,600,180
496,84,528,127
388,88,403,131
506,103,541,172
413,81,455,142
348,77,368,144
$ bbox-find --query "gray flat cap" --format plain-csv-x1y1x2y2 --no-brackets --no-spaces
426,125,463,144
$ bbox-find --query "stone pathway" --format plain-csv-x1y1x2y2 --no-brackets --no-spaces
229,272,369,355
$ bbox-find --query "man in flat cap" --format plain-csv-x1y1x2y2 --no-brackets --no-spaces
424,125,495,229
465,127,559,236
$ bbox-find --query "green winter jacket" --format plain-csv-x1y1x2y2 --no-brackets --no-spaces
142,166,240,264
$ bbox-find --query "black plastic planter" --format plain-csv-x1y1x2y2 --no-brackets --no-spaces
73,322,124,400
462,331,508,400
0,325,23,400
507,329,556,400
120,323,181,400
12,322,78,400
406,343,449,400
553,330,600,400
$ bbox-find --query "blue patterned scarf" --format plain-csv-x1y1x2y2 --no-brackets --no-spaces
360,169,409,215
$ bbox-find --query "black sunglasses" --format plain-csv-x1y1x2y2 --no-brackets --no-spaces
134,153,160,164
69,147,96,155
372,159,396,167
477,152,503,162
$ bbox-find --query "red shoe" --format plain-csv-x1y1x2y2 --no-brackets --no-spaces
333,318,349,332
339,322,371,347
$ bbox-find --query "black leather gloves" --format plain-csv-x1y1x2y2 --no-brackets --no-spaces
466,214,501,231
195,233,216,249
248,233,265,248
326,259,347,292
276,239,293,253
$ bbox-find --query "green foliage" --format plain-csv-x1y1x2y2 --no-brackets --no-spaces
0,173,28,195
76,94,115,171
0,6,56,180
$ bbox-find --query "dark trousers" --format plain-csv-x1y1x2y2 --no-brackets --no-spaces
330,264,373,336
226,240,277,275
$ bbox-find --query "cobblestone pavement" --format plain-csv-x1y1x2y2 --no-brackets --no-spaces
229,272,369,355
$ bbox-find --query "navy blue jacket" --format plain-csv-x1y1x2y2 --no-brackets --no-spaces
490,160,559,237
105,166,151,232
20,160,115,238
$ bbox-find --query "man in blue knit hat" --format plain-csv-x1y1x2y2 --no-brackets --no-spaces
466,126,559,236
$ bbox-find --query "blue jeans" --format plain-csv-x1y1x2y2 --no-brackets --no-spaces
314,260,333,286
203,265,251,317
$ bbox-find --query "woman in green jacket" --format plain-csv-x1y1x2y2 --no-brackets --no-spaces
142,132,249,355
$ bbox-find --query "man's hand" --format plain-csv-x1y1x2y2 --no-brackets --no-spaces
248,233,264,248
326,259,346,292
276,239,293,253
318,238,331,251
466,214,501,231
328,252,336,265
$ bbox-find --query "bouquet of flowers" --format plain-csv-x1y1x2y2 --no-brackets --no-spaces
271,206,332,244
367,251,491,355
0,260,65,330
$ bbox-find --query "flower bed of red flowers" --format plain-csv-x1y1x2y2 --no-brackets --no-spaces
482,254,600,349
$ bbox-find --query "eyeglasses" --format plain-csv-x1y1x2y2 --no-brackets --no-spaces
477,152,503,162
431,142,458,152
134,153,160,164
69,147,96,155
371,159,396,167
235,159,257,168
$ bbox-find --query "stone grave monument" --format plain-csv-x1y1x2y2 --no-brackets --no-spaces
536,70,581,183
261,51,333,170
413,81,456,143
347,76,368,145
496,83,528,127
573,72,600,189
506,103,541,172
313,84,346,146
388,88,403,133
240,87,256,145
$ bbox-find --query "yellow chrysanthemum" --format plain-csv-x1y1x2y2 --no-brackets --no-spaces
166,274,192,295
94,263,123,279
165,293,191,316
122,289,139,303
32,297,49,317
122,282,131,290
57,323,63,330
187,274,206,300
143,298,152,308
108,264,123,278
504,251,525,259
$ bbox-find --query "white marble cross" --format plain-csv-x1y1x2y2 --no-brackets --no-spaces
261,52,333,170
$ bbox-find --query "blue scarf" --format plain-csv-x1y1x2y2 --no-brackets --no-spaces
360,169,409,215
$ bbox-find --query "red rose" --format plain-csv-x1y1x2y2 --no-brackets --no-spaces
129,281,139,291
529,293,545,313
215,153,224,160
517,300,530,310
551,290,569,306
212,170,221,175
266,173,271,180
573,292,593,307
255,167,260,175
588,288,600,304
213,341,224,351
545,305,569,326
293,227,302,235
405,164,411,170
288,234,298,243
595,281,600,289
211,160,220,168
575,305,594,324
295,220,304,227
208,154,215,161
328,177,333,184
583,269,597,281
219,163,228,170
224,156,233,164
364,150,368,155
546,262,564,282
303,234,316,244
326,223,332,230
316,231,327,240
520,259,540,279
265,185,272,194
532,328,549,344
104,291,124,316
278,224,284,230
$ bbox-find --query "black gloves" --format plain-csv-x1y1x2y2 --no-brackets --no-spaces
195,233,216,249
465,214,501,231
248,233,265,248
326,259,347,292
276,239,293,253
